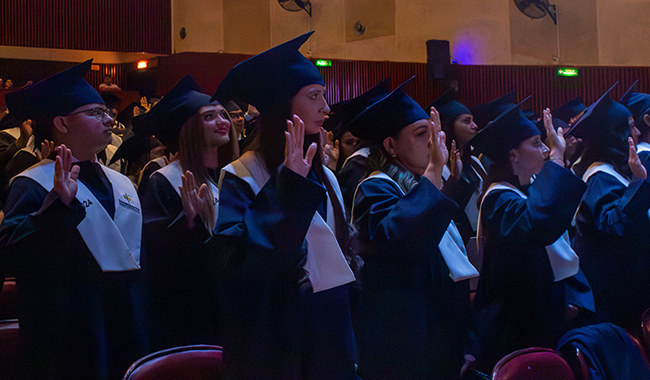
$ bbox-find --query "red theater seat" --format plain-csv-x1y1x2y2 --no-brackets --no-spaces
491,347,575,380
123,345,223,380
0,279,18,319
0,319,21,380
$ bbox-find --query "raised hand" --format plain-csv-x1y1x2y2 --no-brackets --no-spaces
628,137,647,179
180,170,217,232
16,119,33,150
322,128,339,170
424,107,448,189
37,140,55,161
53,145,80,206
284,114,317,177
543,108,566,166
449,139,463,181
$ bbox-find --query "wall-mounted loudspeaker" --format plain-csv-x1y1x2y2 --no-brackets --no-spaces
426,39,451,80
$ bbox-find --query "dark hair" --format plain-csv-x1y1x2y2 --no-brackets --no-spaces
479,154,517,203
365,139,419,195
577,138,632,182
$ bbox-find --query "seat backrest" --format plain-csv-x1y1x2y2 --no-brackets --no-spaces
0,279,18,319
558,345,592,380
642,308,650,356
122,345,223,380
0,319,21,380
492,347,575,380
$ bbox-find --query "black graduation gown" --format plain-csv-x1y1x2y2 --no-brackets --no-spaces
474,162,587,371
140,171,221,350
573,169,650,332
217,165,360,380
351,174,471,380
0,167,149,380
336,153,369,218
442,155,483,220
137,159,164,196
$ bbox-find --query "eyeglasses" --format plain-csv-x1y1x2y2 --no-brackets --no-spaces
67,107,112,120
228,111,245,119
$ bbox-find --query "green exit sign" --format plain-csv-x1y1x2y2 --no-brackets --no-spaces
557,68,579,77
315,60,332,67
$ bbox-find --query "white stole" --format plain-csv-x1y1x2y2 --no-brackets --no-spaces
637,142,650,154
355,172,479,282
156,160,219,220
341,147,369,169
18,160,142,272
477,182,579,282
3,127,21,140
220,151,355,292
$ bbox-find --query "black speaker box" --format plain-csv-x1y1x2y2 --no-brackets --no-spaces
426,39,451,80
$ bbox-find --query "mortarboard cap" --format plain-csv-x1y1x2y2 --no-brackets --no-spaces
427,89,471,126
619,80,650,133
5,59,104,128
346,76,429,143
468,100,540,162
101,92,122,111
471,91,518,130
224,100,242,113
323,78,392,140
535,117,569,141
552,95,586,124
566,83,632,148
109,114,152,165
212,32,324,115
144,74,215,153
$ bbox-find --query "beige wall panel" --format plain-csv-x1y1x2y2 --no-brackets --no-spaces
173,0,225,53
509,0,560,65
344,0,396,42
223,0,271,54
597,0,650,66
555,0,599,65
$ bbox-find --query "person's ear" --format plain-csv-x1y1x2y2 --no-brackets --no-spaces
643,113,650,129
53,116,68,134
383,136,397,157
509,148,519,165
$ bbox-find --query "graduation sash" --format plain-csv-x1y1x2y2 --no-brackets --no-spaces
341,147,369,169
18,160,142,272
582,162,630,186
637,142,650,154
156,160,219,221
220,151,355,292
356,172,479,282
478,182,579,282
3,127,21,140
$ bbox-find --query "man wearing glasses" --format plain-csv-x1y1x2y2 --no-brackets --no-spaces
1,60,147,380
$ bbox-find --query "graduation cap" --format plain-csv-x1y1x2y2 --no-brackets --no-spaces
534,117,569,141
565,83,632,148
468,99,540,162
619,80,650,133
224,100,242,113
346,76,429,143
552,95,586,124
108,114,153,165
471,91,518,130
212,31,324,115
323,78,392,140
427,89,471,126
5,59,104,129
145,74,214,153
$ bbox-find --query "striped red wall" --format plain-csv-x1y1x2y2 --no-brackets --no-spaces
0,0,171,54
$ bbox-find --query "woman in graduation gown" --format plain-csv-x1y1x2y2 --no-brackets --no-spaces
470,105,592,371
568,85,650,334
348,80,479,380
213,32,360,380
139,74,239,350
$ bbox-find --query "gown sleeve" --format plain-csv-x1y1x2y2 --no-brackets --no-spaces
482,162,586,246
216,165,327,280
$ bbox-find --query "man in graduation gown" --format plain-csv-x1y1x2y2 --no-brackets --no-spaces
0,60,148,380
620,80,650,172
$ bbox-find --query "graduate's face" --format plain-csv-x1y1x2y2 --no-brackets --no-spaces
200,104,231,148
452,113,478,148
510,134,549,185
339,131,361,162
291,84,330,135
386,119,431,176
62,102,115,155
629,116,640,145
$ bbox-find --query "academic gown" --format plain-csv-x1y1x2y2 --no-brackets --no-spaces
336,149,369,218
573,167,650,332
140,170,221,350
351,173,471,380
217,163,360,380
0,162,149,380
442,155,484,226
474,162,588,371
